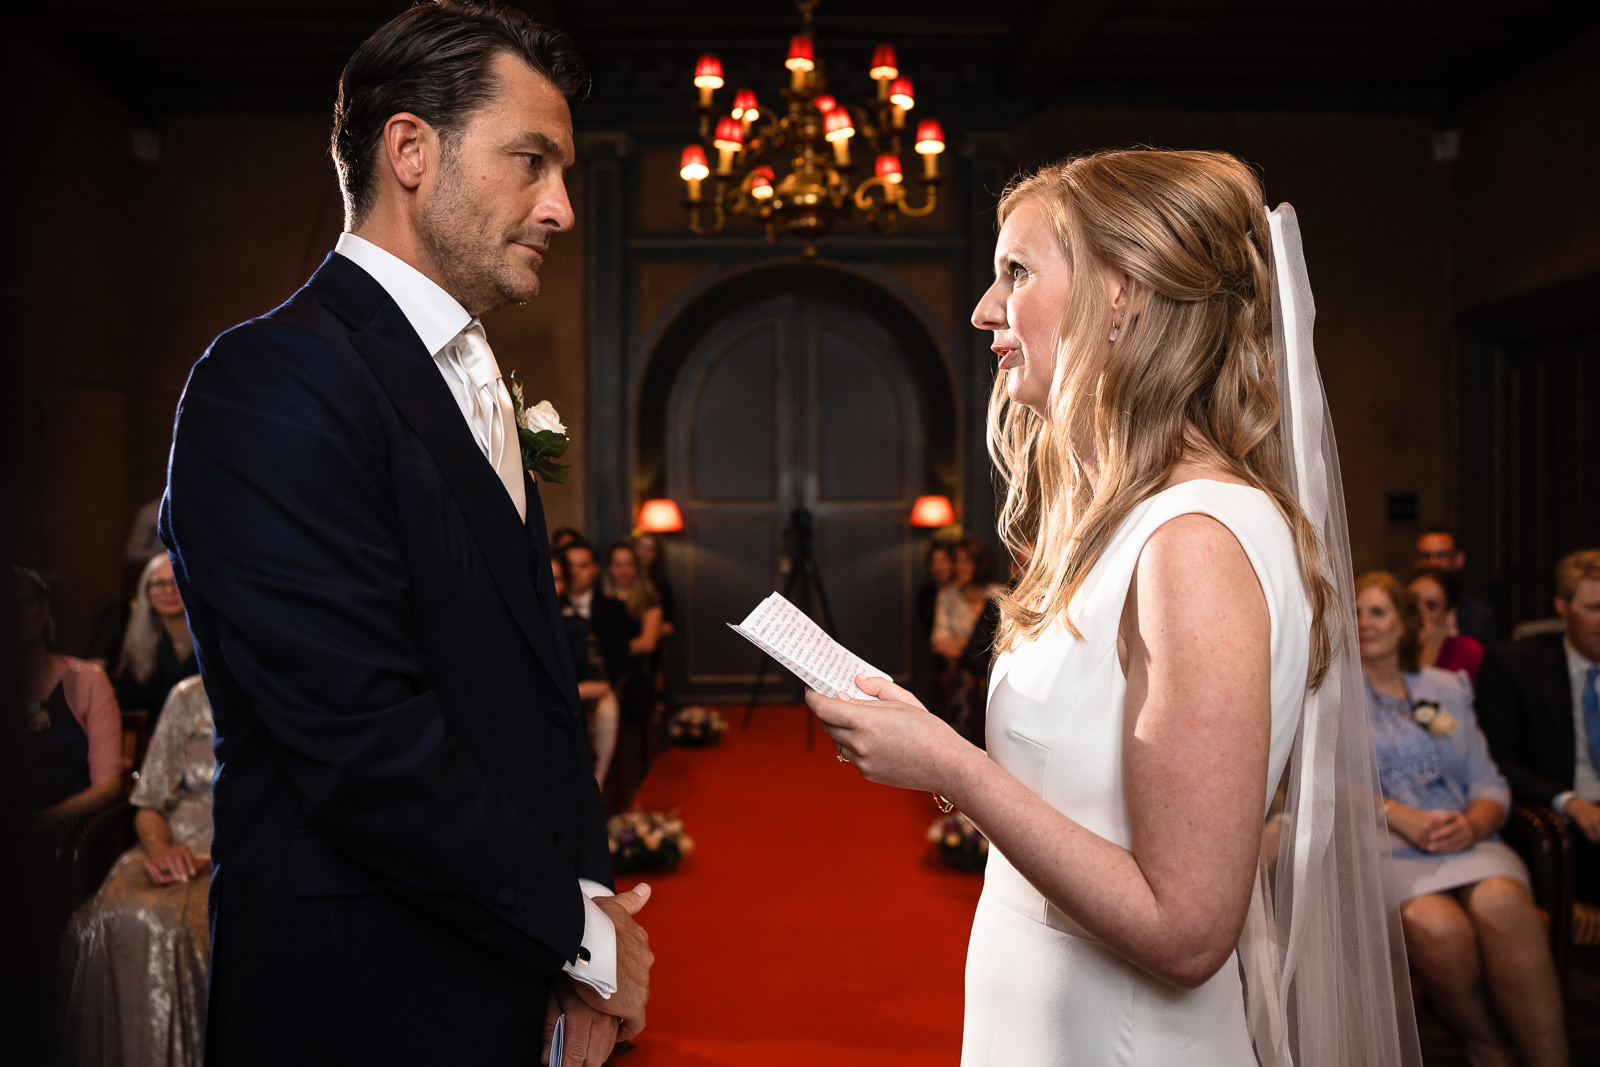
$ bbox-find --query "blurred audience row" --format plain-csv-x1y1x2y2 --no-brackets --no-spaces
16,498,1597,1066
17,510,680,1067
546,528,678,815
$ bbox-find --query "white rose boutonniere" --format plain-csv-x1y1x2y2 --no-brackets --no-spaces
1412,698,1457,738
507,374,570,485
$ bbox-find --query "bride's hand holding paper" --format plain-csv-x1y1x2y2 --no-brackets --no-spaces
807,675,974,796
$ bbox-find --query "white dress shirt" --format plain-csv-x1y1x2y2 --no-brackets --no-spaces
333,233,618,998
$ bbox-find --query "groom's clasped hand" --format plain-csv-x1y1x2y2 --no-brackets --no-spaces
543,882,654,1067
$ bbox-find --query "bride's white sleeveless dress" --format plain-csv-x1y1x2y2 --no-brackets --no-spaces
963,481,1312,1065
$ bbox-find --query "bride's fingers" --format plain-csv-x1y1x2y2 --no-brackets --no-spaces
853,674,922,708
805,689,861,727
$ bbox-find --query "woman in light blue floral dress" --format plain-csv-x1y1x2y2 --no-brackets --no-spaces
59,676,214,1067
1357,572,1566,1067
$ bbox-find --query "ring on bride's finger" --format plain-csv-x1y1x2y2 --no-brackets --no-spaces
836,746,851,763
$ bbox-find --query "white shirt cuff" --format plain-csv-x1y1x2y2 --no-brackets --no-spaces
1552,791,1576,817
562,879,617,997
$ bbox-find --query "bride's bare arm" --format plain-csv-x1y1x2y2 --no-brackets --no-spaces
808,513,1270,987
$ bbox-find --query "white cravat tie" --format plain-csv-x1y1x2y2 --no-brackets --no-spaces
452,321,527,522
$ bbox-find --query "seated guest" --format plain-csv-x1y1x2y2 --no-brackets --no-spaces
60,676,214,1067
552,557,619,787
114,555,197,724
1411,569,1485,680
632,531,677,709
909,542,956,710
1357,572,1566,1067
560,541,631,681
17,566,122,827
1416,527,1497,647
1477,548,1600,911
631,531,676,637
603,541,663,661
548,526,585,556
600,541,665,810
930,539,1003,724
916,541,956,635
930,538,991,663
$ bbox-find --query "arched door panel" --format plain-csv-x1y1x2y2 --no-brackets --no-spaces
666,293,924,701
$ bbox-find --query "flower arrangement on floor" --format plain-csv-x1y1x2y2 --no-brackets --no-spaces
608,810,694,873
668,705,728,747
928,811,988,872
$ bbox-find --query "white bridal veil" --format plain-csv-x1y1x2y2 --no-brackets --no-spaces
1237,205,1424,1066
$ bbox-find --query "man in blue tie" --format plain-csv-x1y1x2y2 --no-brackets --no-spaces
1477,548,1600,909
160,4,651,1064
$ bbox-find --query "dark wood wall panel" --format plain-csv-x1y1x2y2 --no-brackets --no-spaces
816,516,912,679
684,516,779,684
690,322,779,503
815,322,905,503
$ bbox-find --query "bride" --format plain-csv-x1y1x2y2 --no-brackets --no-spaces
808,148,1421,1065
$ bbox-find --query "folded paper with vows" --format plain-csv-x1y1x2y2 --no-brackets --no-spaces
729,592,890,699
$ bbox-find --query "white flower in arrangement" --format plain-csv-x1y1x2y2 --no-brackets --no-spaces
521,400,566,436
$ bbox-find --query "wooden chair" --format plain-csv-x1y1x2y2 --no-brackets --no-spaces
48,797,137,939
1500,801,1576,989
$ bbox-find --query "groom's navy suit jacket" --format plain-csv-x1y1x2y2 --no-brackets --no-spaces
162,253,611,1065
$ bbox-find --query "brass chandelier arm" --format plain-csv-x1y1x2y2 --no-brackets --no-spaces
686,195,727,235
896,184,939,218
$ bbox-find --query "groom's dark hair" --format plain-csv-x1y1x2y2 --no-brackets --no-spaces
331,0,589,227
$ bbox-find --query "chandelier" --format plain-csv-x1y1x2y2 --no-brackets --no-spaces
678,0,945,248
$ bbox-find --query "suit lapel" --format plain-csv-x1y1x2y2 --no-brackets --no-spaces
306,255,574,714
525,476,579,695
1542,635,1576,774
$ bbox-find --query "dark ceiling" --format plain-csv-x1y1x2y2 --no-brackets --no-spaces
34,0,1600,130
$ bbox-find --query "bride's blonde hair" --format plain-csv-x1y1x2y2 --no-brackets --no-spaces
988,147,1334,688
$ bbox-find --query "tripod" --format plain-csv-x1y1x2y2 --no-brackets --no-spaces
741,508,837,749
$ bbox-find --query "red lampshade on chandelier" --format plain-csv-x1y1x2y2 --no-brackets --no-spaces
677,0,945,248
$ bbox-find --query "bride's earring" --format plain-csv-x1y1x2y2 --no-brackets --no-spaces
1108,318,1122,342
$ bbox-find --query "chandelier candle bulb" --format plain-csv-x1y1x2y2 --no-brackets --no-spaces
914,119,945,178
679,144,710,201
876,153,903,185
712,116,743,175
870,43,899,100
693,53,724,108
733,87,759,138
889,76,914,127
824,108,855,166
814,93,837,113
750,166,775,200
786,34,815,91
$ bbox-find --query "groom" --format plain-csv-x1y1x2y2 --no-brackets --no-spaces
160,3,650,1064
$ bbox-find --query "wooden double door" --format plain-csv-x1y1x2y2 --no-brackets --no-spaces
664,294,932,701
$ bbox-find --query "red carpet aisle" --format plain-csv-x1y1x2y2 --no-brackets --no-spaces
615,706,984,1067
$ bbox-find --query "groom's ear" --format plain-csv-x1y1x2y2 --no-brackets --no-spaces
380,112,436,193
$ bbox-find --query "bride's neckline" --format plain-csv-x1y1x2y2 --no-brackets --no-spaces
1158,472,1257,492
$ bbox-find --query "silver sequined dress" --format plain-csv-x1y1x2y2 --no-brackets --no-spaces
60,676,214,1067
